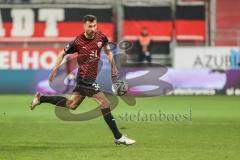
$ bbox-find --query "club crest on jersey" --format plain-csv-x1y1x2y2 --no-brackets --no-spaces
97,42,103,48
64,43,70,51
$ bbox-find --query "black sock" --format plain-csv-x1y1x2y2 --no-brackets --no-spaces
40,95,67,107
101,108,122,139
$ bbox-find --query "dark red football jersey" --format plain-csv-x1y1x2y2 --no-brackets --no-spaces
64,31,108,81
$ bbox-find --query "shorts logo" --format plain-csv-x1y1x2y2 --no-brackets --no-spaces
92,83,100,91
97,42,103,48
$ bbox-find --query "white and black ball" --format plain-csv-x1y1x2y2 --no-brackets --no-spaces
112,80,128,96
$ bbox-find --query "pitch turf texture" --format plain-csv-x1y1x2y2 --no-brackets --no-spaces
0,95,240,160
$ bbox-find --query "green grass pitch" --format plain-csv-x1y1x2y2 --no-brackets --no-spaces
0,95,240,160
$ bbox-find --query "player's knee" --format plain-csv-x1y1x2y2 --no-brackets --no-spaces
69,106,78,110
99,99,110,108
69,103,79,110
66,100,79,110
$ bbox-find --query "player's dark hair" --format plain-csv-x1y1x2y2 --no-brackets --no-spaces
83,15,97,23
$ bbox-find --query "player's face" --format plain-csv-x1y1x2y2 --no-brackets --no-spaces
84,20,97,37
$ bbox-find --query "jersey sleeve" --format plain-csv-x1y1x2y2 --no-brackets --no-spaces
64,41,76,55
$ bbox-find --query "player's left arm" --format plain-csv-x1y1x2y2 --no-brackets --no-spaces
103,44,119,82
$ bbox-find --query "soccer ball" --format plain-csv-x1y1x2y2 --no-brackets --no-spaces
112,80,128,96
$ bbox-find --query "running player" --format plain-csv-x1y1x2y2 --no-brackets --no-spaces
30,15,135,145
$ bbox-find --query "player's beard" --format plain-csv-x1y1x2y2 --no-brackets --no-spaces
85,31,95,39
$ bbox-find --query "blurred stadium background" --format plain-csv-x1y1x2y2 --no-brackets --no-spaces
0,0,240,95
0,0,240,160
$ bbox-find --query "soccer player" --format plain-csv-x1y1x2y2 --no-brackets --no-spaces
30,15,135,145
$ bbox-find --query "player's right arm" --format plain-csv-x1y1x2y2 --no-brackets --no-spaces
49,50,65,82
49,41,76,82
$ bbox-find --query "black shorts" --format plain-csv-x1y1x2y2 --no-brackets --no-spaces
73,76,101,97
